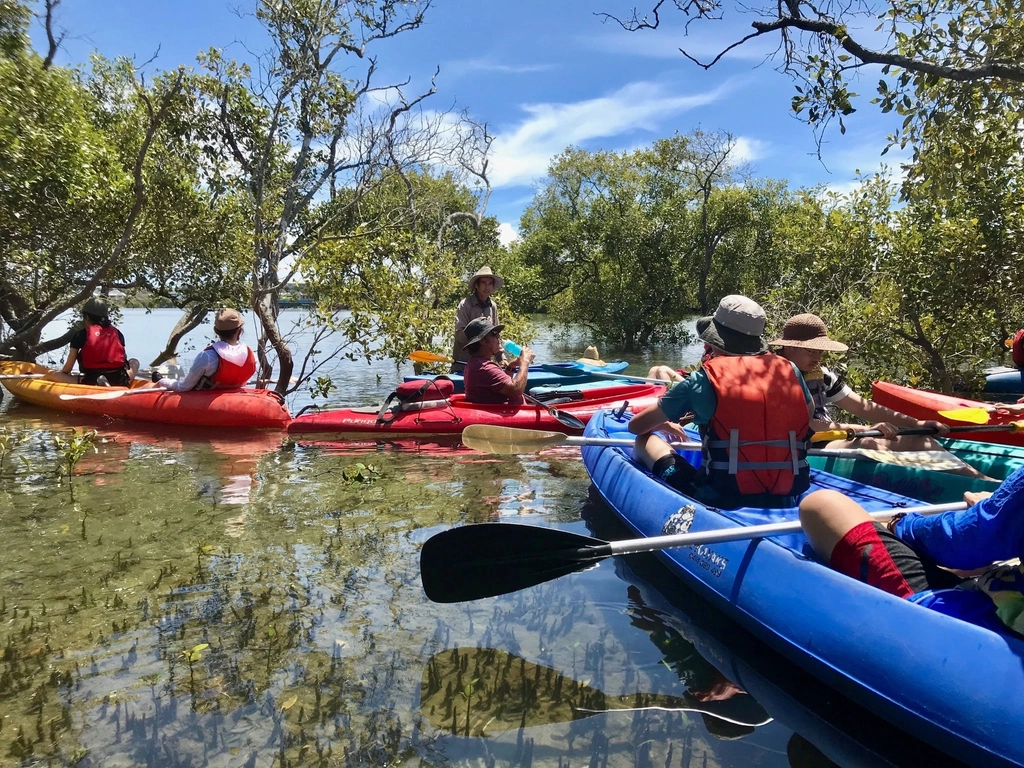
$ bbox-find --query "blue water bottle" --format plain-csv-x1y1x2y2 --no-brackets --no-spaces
503,340,523,357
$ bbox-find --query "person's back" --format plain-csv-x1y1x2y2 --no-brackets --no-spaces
154,309,255,392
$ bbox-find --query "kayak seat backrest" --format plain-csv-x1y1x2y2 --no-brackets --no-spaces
378,377,455,424
395,377,455,403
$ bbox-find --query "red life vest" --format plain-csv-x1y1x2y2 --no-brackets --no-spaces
1012,329,1024,369
700,354,811,497
78,325,127,370
206,345,257,389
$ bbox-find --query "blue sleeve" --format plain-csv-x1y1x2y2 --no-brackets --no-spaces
896,465,1024,569
658,369,718,424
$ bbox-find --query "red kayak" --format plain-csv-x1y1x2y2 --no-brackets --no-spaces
287,382,664,435
872,380,1024,447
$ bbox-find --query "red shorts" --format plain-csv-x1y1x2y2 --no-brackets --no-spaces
830,522,919,598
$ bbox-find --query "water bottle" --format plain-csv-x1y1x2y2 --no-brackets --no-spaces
503,340,523,357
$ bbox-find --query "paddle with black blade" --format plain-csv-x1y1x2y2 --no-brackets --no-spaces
420,500,967,603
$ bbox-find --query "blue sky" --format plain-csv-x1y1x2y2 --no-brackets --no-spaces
38,0,905,245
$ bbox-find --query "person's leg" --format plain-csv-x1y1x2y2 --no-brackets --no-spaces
896,466,1024,570
799,490,947,597
43,371,79,383
634,434,700,494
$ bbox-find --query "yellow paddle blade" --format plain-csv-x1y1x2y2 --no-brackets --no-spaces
937,408,991,424
408,349,453,364
1005,338,1014,348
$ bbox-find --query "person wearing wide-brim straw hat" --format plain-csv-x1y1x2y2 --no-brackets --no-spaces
452,266,504,372
46,295,140,386
461,316,535,405
770,313,988,475
626,295,818,510
576,346,607,367
152,308,258,392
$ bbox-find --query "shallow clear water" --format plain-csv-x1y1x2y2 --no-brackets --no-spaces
0,311,924,767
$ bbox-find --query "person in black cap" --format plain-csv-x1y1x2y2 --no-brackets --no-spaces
452,266,503,373
47,296,139,386
462,317,534,404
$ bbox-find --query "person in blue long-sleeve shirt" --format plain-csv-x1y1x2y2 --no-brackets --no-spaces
799,467,1024,635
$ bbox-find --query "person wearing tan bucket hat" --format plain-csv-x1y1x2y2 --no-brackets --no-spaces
768,313,981,471
452,266,504,372
576,346,607,367
47,295,141,386
153,308,258,392
627,295,817,510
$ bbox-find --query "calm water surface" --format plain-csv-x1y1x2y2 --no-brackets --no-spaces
0,311,930,767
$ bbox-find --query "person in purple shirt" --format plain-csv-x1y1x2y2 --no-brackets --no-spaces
462,317,534,404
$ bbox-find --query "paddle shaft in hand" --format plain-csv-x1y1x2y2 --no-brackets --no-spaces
421,500,968,603
815,421,1024,442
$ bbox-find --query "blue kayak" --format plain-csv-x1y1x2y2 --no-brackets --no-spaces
984,366,1024,395
582,409,1024,768
405,359,629,394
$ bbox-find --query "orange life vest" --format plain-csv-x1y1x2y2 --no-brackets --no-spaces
78,325,127,370
700,354,812,497
205,345,256,389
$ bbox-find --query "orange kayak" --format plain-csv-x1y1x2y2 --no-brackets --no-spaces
871,380,1024,447
0,361,290,429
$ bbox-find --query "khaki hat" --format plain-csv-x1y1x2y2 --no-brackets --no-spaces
576,345,607,366
214,308,245,332
769,313,849,352
463,317,505,350
699,295,768,355
468,266,504,293
82,296,109,318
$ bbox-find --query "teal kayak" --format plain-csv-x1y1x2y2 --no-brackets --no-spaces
807,437,1024,503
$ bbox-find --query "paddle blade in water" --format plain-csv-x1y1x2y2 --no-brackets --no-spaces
462,425,570,453
419,523,612,603
937,408,991,424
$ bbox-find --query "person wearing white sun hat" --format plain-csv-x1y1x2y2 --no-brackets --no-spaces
452,266,503,373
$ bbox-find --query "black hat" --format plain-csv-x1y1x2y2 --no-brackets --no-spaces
463,317,505,350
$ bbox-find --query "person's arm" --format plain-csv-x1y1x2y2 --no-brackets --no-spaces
61,347,79,375
833,390,949,437
157,349,218,391
628,403,672,435
499,348,535,397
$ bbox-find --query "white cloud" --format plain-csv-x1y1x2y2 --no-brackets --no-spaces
489,80,733,188
497,222,519,246
445,57,554,77
731,136,767,163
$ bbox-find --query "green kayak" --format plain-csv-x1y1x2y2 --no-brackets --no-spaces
808,437,1023,503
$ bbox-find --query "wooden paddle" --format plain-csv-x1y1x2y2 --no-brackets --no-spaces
460,425,974,471
420,501,968,603
817,419,1024,438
